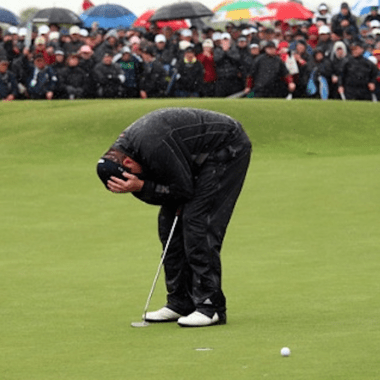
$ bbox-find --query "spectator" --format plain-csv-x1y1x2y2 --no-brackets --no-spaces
241,27,258,46
173,45,203,97
197,38,217,97
93,52,125,98
236,36,250,61
51,49,67,99
116,46,141,98
60,53,87,99
307,25,319,49
190,26,203,55
363,6,380,27
38,25,50,43
78,45,97,98
243,43,261,93
144,22,160,43
245,41,295,98
26,53,58,100
313,3,332,26
306,48,332,99
317,25,334,57
338,40,377,100
32,36,50,64
48,31,61,52
64,26,84,55
52,49,66,75
372,49,380,98
212,32,222,49
289,30,314,55
0,55,18,101
80,29,89,43
331,2,358,37
214,33,244,97
139,45,167,98
129,35,142,55
292,39,313,98
330,41,348,98
94,29,118,62
17,28,27,51
153,34,175,75
369,20,380,34
236,36,250,84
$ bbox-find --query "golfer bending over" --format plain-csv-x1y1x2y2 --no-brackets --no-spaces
97,108,251,327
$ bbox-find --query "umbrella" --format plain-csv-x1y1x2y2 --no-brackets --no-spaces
133,9,189,31
0,6,20,25
80,3,137,29
32,7,82,24
351,0,380,16
255,2,313,21
150,1,214,22
211,0,266,21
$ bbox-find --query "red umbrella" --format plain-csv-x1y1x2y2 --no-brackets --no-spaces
255,1,313,21
132,9,189,31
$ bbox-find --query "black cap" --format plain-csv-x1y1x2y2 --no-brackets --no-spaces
97,158,129,190
141,45,155,56
265,40,276,49
350,39,364,48
341,2,349,9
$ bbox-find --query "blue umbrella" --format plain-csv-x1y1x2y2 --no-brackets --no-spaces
351,0,380,16
80,4,137,29
0,6,20,25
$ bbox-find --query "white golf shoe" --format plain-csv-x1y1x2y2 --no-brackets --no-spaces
177,311,226,327
144,307,182,323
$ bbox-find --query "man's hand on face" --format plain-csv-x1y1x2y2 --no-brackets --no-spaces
107,172,144,193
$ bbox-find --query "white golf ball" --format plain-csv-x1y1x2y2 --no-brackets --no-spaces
281,347,291,357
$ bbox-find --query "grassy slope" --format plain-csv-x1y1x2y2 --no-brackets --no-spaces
0,99,379,380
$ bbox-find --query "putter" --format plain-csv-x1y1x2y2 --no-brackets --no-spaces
372,93,378,103
339,92,346,101
131,210,180,328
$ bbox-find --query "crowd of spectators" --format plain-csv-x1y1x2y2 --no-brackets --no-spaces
1,1,380,102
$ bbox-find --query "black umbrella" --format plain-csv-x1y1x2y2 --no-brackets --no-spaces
32,7,82,24
150,1,213,21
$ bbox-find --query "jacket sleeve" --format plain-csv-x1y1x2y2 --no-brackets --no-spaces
132,141,194,206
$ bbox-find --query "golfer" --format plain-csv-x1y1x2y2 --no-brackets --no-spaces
97,108,251,327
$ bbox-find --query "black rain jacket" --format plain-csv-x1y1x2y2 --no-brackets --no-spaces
110,108,250,206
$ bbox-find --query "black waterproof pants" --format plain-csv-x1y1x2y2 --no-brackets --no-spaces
158,134,251,318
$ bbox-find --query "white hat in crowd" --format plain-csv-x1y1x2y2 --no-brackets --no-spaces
181,29,192,37
370,20,380,28
80,29,89,37
18,27,27,37
179,40,192,50
155,34,166,43
319,25,331,34
49,31,60,41
8,26,18,34
69,25,81,35
212,32,222,41
38,25,50,35
121,46,131,54
221,32,231,40
202,38,214,48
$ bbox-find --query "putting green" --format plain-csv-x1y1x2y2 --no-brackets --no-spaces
1,99,379,379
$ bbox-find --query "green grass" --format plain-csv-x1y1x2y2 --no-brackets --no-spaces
1,98,380,380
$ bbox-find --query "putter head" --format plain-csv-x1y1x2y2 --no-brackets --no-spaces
131,321,150,328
